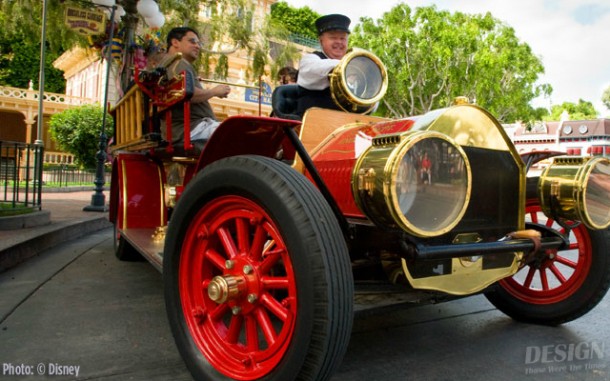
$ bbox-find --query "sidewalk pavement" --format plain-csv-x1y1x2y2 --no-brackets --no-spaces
0,188,112,272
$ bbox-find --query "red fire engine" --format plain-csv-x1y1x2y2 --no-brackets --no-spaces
109,50,610,381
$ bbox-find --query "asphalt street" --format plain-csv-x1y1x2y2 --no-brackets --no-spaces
1,229,609,381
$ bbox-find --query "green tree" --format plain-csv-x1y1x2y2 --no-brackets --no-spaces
531,106,550,121
0,3,65,93
0,36,65,93
350,4,551,122
546,99,598,121
49,105,114,169
198,0,300,80
0,0,80,52
266,1,319,82
1,0,299,91
270,1,320,41
602,86,610,111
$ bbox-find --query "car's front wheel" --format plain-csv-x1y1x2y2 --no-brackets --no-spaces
164,155,353,380
486,201,610,325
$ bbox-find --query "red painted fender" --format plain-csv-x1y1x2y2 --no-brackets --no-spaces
109,152,167,230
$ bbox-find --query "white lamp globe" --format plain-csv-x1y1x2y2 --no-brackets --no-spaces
146,12,165,29
137,0,159,18
92,0,115,7
113,5,126,22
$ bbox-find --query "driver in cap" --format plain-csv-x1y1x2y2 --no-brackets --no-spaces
296,14,351,118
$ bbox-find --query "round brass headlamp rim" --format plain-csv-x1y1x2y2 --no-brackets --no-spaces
329,48,388,113
339,48,388,105
386,130,473,238
539,156,610,230
579,156,610,229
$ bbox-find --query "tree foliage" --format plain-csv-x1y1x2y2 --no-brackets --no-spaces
0,36,65,93
602,86,610,112
49,105,114,169
546,99,598,121
270,1,320,41
0,0,300,90
195,0,301,80
349,4,551,122
0,1,65,92
0,0,82,53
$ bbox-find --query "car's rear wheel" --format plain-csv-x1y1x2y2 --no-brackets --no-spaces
110,162,141,262
485,201,610,325
164,155,353,381
113,224,142,261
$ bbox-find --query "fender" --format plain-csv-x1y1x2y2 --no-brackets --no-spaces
195,115,301,171
110,152,166,230
520,149,564,172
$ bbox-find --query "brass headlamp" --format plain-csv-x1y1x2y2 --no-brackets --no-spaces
353,130,472,237
329,48,388,114
539,156,610,229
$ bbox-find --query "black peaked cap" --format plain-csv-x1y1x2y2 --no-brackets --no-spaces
315,14,351,35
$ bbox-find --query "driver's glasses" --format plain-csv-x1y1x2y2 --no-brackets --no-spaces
186,38,201,47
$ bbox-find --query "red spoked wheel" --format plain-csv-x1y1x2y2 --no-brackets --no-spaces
179,195,297,379
500,203,592,304
486,201,610,325
164,155,353,381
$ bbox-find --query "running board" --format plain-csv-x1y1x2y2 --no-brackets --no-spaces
120,227,164,272
353,282,457,317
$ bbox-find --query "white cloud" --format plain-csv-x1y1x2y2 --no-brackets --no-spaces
284,0,610,118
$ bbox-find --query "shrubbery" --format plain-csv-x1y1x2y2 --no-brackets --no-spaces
49,105,114,169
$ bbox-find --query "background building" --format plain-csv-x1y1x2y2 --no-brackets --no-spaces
0,0,316,165
507,118,610,157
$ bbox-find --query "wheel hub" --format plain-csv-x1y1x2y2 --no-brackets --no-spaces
207,275,245,303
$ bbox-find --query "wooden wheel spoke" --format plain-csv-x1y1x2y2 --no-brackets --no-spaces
261,276,290,290
249,223,267,262
226,315,244,344
261,293,289,321
210,303,229,321
235,218,250,254
539,269,550,290
523,266,536,288
245,315,259,351
217,227,239,259
205,248,228,270
555,255,577,269
549,264,567,284
254,307,277,346
259,250,283,275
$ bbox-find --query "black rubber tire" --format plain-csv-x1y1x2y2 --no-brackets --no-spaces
163,155,354,381
485,202,610,325
113,224,143,261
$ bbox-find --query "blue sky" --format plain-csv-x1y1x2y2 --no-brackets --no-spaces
285,0,610,118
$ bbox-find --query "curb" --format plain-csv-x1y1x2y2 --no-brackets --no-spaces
0,210,51,230
0,217,112,273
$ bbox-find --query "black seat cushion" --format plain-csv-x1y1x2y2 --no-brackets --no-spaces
271,84,301,120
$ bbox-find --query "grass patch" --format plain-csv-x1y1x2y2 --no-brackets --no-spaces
0,202,35,217
4,181,93,188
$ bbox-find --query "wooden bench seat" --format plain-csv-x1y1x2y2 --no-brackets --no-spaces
109,59,194,156
109,85,157,153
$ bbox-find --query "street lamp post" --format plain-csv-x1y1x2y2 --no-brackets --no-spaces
35,0,50,206
77,0,163,211
84,2,117,212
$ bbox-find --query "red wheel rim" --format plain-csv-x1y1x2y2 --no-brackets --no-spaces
499,203,592,304
179,195,297,380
